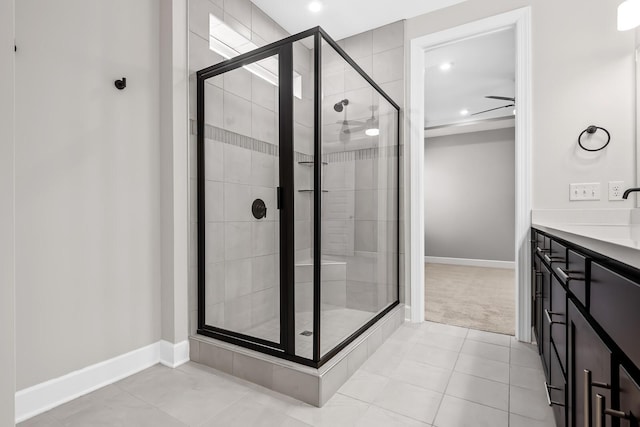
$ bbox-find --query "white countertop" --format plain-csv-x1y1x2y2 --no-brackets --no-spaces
532,209,640,269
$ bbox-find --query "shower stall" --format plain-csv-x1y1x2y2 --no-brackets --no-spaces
195,27,399,368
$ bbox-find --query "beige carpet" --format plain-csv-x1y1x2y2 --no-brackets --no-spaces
425,263,515,335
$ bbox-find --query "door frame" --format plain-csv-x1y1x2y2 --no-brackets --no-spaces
407,7,533,342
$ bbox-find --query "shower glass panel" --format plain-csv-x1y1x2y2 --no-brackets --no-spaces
320,41,399,357
292,36,316,360
197,28,399,368
200,52,283,348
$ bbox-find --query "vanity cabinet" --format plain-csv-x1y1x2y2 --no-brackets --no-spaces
531,229,640,427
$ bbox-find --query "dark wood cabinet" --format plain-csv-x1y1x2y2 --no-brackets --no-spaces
569,301,612,427
531,228,640,427
618,366,640,426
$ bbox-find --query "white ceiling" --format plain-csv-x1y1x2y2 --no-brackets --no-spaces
424,27,515,128
250,0,467,41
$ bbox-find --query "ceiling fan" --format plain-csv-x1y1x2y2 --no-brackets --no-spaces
334,99,379,139
470,96,516,116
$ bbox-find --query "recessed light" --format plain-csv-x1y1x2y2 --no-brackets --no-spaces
439,62,452,71
308,1,323,12
460,109,469,116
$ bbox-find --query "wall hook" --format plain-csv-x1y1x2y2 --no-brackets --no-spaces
114,77,127,90
578,125,610,152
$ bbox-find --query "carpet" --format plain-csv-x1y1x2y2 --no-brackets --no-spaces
425,263,515,335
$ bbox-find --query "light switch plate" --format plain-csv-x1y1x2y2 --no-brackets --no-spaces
570,183,601,201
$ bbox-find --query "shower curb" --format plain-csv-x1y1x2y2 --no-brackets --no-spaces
189,304,404,407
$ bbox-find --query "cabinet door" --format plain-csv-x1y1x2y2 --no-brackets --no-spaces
618,366,640,426
541,261,552,375
569,302,612,427
551,274,567,373
533,255,543,344
591,262,640,368
549,344,567,427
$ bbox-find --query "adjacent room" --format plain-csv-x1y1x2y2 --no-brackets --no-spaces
423,28,516,335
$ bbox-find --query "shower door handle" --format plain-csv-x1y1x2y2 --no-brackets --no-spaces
277,187,283,209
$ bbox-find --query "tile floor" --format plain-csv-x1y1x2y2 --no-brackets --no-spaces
19,321,555,427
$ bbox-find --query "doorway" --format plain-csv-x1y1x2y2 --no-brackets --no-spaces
423,28,516,335
407,8,532,342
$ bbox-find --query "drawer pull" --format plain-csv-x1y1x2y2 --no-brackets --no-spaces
544,308,565,325
585,370,612,426
595,394,631,427
536,247,551,254
555,266,585,284
544,382,564,407
543,253,564,264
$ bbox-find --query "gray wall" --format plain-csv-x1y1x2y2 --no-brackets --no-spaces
0,0,15,423
424,128,515,262
15,0,162,389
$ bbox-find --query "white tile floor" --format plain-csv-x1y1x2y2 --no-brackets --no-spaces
19,321,556,427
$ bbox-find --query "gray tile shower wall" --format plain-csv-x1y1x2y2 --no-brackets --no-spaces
188,0,291,336
187,0,405,337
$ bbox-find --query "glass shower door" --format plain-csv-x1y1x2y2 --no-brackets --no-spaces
198,49,287,349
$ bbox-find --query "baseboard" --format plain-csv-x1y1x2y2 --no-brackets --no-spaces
160,339,190,368
404,305,412,322
424,256,515,269
15,340,189,423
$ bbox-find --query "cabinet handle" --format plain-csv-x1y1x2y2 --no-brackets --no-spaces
595,394,631,427
537,247,551,253
544,382,564,407
555,266,585,284
545,309,565,325
585,370,612,426
543,253,564,264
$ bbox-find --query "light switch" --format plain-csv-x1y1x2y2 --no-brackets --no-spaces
570,183,601,201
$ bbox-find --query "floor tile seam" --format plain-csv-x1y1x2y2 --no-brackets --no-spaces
399,354,458,372
334,391,375,407
79,384,190,427
464,336,512,348
441,390,510,413
432,346,461,424
451,366,510,385
370,400,440,425
444,393,510,415
448,369,512,388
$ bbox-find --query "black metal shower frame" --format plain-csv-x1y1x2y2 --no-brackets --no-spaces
196,26,400,369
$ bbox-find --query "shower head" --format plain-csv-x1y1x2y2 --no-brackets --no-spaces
333,99,349,112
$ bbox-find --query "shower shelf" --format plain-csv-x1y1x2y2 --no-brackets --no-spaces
298,189,329,193
298,161,328,166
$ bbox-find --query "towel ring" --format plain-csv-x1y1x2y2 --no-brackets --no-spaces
578,126,610,152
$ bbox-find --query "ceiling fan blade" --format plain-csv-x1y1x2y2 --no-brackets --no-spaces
470,104,515,116
485,95,516,102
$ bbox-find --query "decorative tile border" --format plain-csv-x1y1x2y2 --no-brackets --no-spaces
190,121,400,163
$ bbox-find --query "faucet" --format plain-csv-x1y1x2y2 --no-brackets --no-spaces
622,188,640,199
